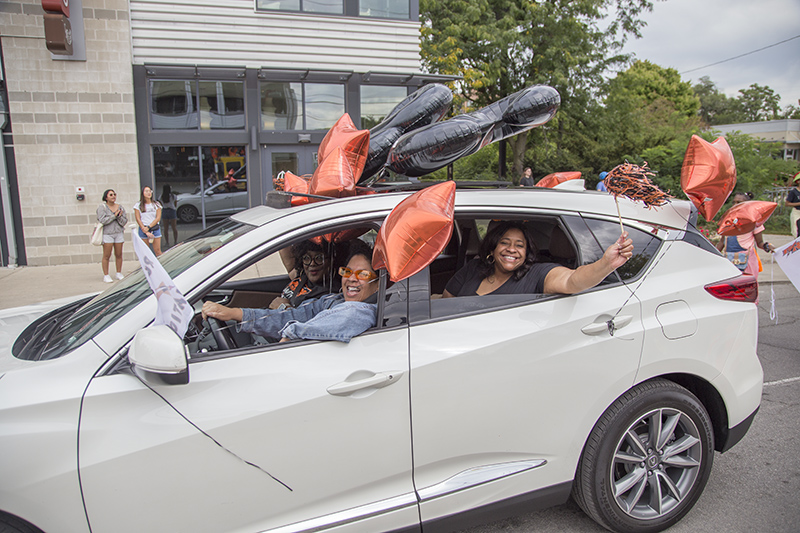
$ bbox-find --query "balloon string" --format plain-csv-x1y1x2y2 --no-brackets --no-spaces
769,253,778,323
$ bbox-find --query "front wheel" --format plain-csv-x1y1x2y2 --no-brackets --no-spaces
573,379,714,533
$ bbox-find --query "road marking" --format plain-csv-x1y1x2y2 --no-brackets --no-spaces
764,376,800,387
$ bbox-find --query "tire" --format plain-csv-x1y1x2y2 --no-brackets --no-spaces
573,379,714,533
177,205,198,224
0,513,44,533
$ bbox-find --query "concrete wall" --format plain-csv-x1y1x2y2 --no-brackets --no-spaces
0,0,140,266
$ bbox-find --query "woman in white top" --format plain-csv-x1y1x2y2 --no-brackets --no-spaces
134,186,163,256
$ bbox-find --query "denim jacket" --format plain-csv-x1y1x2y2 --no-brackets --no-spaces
238,293,377,343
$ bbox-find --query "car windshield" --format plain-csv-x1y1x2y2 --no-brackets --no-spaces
32,219,255,361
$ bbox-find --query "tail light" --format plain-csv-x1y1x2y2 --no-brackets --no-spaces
704,275,758,303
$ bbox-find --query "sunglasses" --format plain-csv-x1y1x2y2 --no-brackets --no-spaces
301,253,326,266
339,266,378,281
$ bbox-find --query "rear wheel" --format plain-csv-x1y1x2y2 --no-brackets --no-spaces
573,379,714,533
0,513,44,533
177,205,198,223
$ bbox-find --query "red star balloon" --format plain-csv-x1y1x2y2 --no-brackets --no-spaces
309,146,356,200
681,135,737,220
282,171,311,206
373,181,456,282
717,201,777,236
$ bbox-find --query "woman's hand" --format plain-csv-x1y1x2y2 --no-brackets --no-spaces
202,301,243,322
603,231,634,270
269,296,291,310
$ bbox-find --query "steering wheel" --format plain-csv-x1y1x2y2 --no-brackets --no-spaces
207,317,236,351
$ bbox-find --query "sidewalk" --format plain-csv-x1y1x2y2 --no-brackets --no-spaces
0,235,796,311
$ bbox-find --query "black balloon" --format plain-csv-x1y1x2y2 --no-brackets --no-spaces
361,83,453,182
387,85,560,177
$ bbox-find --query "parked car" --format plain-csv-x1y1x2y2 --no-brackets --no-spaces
0,185,762,533
176,168,248,223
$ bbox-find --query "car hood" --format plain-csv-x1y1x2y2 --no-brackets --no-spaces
0,293,97,373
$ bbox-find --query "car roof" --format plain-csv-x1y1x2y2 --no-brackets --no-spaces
233,186,694,232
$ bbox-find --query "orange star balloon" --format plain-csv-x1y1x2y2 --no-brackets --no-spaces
535,171,581,189
373,181,456,282
318,114,369,181
282,171,311,206
681,135,737,220
717,201,777,236
309,146,356,200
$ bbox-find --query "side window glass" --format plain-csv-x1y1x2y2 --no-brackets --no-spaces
580,217,662,281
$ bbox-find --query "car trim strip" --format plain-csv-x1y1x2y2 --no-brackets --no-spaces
262,493,418,533
417,459,547,502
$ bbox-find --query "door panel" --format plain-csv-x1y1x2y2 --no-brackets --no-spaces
79,329,415,532
410,287,643,522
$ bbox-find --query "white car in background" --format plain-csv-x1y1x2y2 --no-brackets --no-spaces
176,168,248,223
0,185,762,533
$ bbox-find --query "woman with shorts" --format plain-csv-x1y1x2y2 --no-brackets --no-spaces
134,186,163,256
97,189,128,282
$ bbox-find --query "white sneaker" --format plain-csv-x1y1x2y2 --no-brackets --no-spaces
115,272,124,280
103,275,113,283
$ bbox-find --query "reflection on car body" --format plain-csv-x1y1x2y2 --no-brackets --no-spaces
0,186,762,533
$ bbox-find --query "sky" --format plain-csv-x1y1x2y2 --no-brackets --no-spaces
619,0,800,109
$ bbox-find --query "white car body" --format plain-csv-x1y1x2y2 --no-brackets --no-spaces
0,187,762,533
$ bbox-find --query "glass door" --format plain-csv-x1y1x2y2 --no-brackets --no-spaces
262,145,319,192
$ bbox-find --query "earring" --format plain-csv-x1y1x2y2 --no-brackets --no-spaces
486,254,495,265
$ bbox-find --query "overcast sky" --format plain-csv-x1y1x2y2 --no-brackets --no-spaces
619,0,800,109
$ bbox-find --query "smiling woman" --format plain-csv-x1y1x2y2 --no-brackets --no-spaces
443,220,634,298
201,240,379,343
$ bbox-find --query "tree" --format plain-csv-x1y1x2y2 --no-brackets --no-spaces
600,61,701,167
419,0,654,182
737,83,781,122
693,76,746,125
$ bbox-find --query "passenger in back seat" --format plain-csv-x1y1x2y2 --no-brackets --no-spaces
443,221,633,298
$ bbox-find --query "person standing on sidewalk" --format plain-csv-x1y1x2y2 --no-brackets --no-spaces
519,167,535,187
159,184,178,248
134,186,163,257
786,173,800,238
97,189,128,283
716,192,774,284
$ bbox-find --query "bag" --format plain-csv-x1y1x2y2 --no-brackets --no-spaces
149,224,160,232
91,222,104,246
726,251,748,271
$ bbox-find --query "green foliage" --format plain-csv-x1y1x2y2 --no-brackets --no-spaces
693,76,747,126
737,84,782,122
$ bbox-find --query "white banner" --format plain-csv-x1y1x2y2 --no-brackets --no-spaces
132,233,193,338
774,236,800,293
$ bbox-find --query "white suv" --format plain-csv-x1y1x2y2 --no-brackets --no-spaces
0,185,762,533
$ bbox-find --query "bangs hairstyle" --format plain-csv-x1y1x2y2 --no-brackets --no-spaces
477,221,538,281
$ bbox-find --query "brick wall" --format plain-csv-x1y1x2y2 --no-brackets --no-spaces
0,0,140,266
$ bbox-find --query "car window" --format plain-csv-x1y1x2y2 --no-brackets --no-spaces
426,213,660,319
185,225,392,358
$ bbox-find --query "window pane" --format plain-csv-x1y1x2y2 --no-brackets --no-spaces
305,84,345,130
150,81,198,130
256,0,300,11
305,0,342,13
261,82,303,130
153,146,201,246
361,86,407,129
360,0,408,19
272,152,299,176
199,81,245,130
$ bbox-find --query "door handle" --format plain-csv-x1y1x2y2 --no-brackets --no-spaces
581,315,633,336
327,371,404,396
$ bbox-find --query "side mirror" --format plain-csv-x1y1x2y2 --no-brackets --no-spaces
128,325,189,385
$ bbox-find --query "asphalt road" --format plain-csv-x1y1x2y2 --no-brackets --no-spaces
459,281,800,533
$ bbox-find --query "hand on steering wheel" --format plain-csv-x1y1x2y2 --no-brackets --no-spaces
206,317,236,351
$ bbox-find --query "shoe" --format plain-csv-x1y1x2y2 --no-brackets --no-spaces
103,275,113,283
115,272,124,280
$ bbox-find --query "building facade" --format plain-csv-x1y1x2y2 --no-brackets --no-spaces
0,0,441,267
712,119,800,162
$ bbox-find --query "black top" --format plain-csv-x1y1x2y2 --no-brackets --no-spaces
787,188,800,210
281,272,340,307
519,176,535,187
445,258,560,296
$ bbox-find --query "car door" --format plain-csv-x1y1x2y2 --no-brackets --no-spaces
408,216,650,526
203,181,236,217
78,287,416,532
